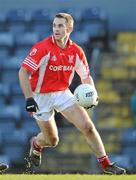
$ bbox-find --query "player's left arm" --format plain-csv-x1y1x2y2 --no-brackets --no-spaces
81,75,95,87
75,47,96,89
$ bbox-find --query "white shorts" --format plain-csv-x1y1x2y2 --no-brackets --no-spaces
33,89,76,121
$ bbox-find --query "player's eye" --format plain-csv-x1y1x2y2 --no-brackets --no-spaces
58,24,64,28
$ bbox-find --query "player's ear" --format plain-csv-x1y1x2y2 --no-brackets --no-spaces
68,26,73,33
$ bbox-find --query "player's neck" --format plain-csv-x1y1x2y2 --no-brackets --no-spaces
56,36,69,49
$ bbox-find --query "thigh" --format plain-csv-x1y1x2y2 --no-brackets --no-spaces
33,93,52,112
54,89,76,112
61,103,95,131
33,92,54,121
36,118,59,140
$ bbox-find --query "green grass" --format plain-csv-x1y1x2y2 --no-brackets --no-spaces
0,174,136,180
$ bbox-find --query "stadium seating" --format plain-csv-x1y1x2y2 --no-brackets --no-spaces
31,9,51,22
0,155,10,166
8,23,27,35
0,83,10,97
71,31,90,45
130,91,136,122
4,145,25,164
0,121,15,134
0,105,21,120
83,22,106,38
14,48,29,58
2,56,21,69
21,119,40,137
2,129,28,146
110,154,133,169
32,22,51,36
10,84,22,96
121,128,136,146
0,12,7,31
82,7,107,21
0,32,14,48
1,70,19,85
6,9,29,23
0,49,10,59
15,32,39,47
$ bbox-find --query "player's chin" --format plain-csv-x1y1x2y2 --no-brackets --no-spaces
54,35,61,40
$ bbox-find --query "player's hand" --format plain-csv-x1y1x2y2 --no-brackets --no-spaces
26,97,39,113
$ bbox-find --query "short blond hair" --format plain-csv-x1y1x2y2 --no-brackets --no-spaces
55,13,74,28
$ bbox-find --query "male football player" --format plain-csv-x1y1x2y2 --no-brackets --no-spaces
19,13,126,174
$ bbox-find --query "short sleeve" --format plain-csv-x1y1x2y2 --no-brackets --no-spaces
21,42,45,73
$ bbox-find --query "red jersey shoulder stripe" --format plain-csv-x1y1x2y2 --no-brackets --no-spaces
23,61,37,71
23,57,38,71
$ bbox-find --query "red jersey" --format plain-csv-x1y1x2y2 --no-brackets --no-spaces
22,35,90,93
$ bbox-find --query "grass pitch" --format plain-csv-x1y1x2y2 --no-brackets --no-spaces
0,174,136,180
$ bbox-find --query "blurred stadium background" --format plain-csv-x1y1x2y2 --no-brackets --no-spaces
0,0,136,174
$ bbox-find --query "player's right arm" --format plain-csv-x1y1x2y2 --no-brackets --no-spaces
19,67,39,113
18,67,33,99
19,41,44,98
18,42,45,112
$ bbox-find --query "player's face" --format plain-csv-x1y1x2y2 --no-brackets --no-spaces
53,17,69,41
